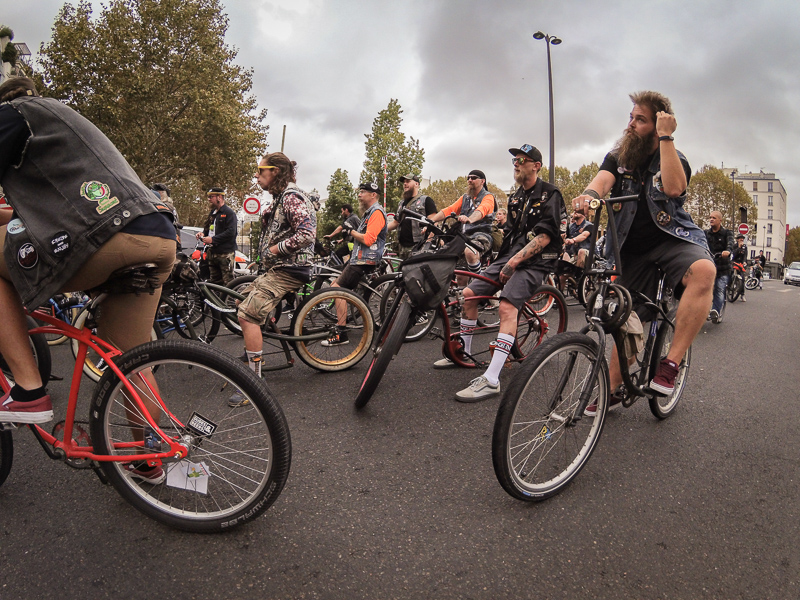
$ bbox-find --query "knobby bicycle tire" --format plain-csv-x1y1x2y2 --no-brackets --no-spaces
355,299,412,409
291,287,374,372
492,332,609,502
89,339,291,533
0,429,12,488
648,308,690,419
0,316,52,386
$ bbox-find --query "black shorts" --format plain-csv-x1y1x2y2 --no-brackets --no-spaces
335,263,375,290
467,253,549,310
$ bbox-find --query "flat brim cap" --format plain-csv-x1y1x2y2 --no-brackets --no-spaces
508,144,543,163
397,173,420,183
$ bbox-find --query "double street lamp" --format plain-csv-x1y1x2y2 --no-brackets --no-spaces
533,31,562,185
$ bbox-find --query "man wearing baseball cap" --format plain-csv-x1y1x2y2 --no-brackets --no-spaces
324,182,387,346
388,173,437,260
448,145,564,402
429,169,496,286
196,187,238,286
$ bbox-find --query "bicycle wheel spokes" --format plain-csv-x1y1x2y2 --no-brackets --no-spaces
515,286,568,359
493,334,607,501
91,341,290,532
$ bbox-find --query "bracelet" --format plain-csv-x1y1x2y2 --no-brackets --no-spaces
582,189,600,200
659,135,674,142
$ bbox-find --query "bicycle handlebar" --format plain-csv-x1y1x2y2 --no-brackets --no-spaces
398,207,480,256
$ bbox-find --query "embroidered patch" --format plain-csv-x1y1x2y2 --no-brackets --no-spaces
18,243,38,269
80,181,120,214
612,202,622,212
675,227,690,238
653,171,664,193
50,231,71,255
7,218,25,235
656,211,671,226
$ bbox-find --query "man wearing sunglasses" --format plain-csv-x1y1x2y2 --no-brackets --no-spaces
573,91,714,403
429,169,496,285
196,187,237,286
445,146,563,402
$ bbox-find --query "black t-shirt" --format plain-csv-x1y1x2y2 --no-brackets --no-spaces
600,151,692,254
397,195,437,246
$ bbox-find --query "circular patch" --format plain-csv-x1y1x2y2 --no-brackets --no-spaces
18,243,38,269
656,211,672,226
675,227,690,238
50,231,71,256
612,202,622,212
7,218,26,235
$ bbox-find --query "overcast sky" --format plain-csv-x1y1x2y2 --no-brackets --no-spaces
5,0,799,225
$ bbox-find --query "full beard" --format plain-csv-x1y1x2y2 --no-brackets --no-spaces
402,188,414,201
613,130,656,171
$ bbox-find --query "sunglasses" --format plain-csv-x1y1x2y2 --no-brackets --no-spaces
257,165,278,172
511,157,528,166
466,175,482,181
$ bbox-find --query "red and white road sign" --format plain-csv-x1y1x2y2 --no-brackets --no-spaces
738,223,750,236
243,196,261,215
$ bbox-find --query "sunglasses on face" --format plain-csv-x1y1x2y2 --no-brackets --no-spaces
257,165,278,172
512,157,528,166
466,175,482,181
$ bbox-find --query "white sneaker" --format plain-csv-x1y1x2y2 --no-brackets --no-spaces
455,376,500,403
709,309,719,324
433,358,456,369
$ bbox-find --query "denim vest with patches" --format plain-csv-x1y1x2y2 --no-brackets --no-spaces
459,188,494,236
607,149,709,255
2,97,167,309
350,202,387,266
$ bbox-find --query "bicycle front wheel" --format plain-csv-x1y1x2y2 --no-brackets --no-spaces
493,332,608,502
379,279,437,342
744,276,758,290
291,288,374,372
514,285,568,359
89,340,291,533
0,429,12,488
355,299,412,409
648,309,690,419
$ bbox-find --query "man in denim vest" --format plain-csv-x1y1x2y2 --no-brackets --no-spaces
574,91,714,412
325,182,387,346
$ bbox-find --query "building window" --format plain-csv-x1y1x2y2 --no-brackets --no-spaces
753,194,758,204
768,182,773,191
768,195,773,206
768,224,773,234
768,209,773,219
750,249,756,259
767,237,772,247
753,182,758,191
767,251,771,261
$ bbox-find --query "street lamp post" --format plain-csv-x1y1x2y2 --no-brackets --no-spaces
533,31,561,185
762,225,766,254
730,169,737,228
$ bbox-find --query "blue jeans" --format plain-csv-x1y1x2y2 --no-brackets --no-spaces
713,274,729,313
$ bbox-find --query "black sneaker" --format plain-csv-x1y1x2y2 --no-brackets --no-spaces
321,330,349,347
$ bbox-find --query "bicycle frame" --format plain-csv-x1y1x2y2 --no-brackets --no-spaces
14,302,190,465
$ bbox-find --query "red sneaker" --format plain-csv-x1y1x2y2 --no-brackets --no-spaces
650,358,679,395
0,391,53,424
125,462,166,485
584,387,624,417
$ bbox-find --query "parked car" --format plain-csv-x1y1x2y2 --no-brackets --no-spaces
784,262,800,286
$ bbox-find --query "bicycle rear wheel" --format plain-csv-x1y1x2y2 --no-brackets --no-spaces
514,285,568,359
89,340,291,533
378,279,437,342
493,332,608,502
744,276,758,290
648,309,690,419
355,298,412,409
291,288,374,372
0,429,12,488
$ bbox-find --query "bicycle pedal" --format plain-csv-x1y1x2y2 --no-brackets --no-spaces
0,422,19,432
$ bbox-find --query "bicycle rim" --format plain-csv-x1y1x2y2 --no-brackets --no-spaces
90,340,291,532
493,333,608,501
515,286,568,359
648,312,689,419
379,281,435,342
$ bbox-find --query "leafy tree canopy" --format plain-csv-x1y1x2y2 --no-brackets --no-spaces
424,177,508,212
37,0,268,226
685,166,756,233
319,168,357,237
361,99,424,213
785,227,800,265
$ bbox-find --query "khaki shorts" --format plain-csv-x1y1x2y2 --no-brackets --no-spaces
238,268,305,325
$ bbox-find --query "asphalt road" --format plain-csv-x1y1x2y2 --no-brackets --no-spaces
2,280,799,599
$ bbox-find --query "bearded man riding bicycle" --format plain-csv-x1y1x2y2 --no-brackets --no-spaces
574,90,714,408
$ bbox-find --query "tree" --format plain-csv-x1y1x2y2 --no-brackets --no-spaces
361,99,424,213
785,227,800,265
424,177,508,212
37,0,268,226
685,166,756,232
319,169,356,237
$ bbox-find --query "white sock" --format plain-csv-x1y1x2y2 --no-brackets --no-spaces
246,350,263,378
484,333,515,386
460,318,477,355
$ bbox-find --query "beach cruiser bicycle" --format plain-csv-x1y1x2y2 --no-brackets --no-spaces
0,264,291,532
492,195,691,502
354,209,568,409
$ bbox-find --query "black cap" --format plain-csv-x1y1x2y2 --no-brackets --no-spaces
359,182,380,193
508,144,543,163
736,234,745,239
207,187,226,197
397,173,420,183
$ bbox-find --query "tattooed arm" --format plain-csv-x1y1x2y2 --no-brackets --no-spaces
499,232,551,284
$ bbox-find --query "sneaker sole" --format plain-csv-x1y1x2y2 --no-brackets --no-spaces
0,410,54,424
649,382,674,396
455,388,500,403
433,361,456,370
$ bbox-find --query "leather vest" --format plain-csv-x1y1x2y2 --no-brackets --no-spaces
459,188,494,236
398,194,431,243
2,97,167,309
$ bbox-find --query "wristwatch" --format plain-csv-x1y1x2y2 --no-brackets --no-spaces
659,135,674,142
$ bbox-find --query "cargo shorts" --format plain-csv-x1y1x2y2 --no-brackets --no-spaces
237,267,305,325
